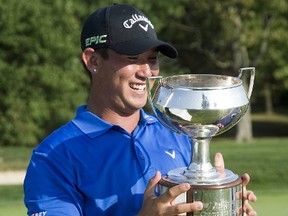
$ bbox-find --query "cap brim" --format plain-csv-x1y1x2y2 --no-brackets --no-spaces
109,38,178,59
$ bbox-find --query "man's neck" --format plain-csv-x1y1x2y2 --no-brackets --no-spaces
87,103,141,134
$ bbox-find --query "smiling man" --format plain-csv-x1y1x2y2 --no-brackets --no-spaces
24,4,257,216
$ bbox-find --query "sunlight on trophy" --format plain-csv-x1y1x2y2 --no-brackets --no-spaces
146,67,255,216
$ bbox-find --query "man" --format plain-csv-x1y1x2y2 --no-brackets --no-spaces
24,4,257,216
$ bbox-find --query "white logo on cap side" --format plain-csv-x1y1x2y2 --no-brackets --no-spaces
123,14,154,30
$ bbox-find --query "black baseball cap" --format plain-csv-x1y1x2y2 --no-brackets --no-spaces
80,4,178,58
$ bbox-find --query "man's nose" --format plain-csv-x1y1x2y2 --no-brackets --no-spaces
138,63,152,77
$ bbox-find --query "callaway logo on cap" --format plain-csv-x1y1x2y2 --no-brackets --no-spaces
80,3,178,58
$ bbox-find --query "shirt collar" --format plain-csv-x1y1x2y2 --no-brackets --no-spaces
72,105,158,138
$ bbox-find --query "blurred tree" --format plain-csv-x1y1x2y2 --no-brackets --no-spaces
0,0,287,146
145,0,288,141
255,1,288,114
0,0,88,146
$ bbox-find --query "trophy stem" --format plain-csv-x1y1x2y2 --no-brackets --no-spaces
189,137,213,172
182,137,219,180
168,135,239,183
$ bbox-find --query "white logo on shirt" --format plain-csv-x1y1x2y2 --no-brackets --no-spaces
165,150,176,159
30,211,47,216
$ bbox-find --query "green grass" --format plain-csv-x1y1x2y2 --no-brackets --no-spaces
211,138,288,191
0,185,26,215
0,146,32,171
252,189,288,216
210,138,288,215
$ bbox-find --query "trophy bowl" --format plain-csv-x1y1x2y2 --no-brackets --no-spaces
146,67,255,216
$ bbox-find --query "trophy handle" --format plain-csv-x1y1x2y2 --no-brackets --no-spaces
146,76,181,134
146,76,163,103
238,67,255,99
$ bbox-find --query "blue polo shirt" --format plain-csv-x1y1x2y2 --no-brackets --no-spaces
24,105,191,216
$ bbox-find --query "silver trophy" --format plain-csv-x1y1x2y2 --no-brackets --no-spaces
146,67,255,216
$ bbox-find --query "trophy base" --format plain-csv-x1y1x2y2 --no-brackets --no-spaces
158,170,243,216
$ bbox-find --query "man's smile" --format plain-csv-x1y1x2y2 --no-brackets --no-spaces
129,83,146,91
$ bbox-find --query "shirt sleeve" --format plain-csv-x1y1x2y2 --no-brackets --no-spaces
24,148,83,216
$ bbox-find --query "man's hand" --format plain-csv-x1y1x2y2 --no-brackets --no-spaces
214,152,257,216
241,173,257,216
138,153,257,216
137,171,203,216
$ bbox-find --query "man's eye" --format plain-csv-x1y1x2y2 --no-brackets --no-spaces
149,57,158,62
149,57,157,60
127,56,138,60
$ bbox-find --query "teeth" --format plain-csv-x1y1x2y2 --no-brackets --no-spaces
130,83,145,91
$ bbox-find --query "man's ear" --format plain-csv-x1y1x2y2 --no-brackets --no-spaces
82,48,98,74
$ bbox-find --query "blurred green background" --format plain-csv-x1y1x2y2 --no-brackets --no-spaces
0,0,288,215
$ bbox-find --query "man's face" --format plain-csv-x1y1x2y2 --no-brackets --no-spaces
93,48,160,115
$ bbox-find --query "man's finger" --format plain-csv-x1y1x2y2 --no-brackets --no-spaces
166,202,203,215
214,152,225,177
243,190,257,202
241,173,251,187
159,183,191,203
243,202,257,216
144,171,161,198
